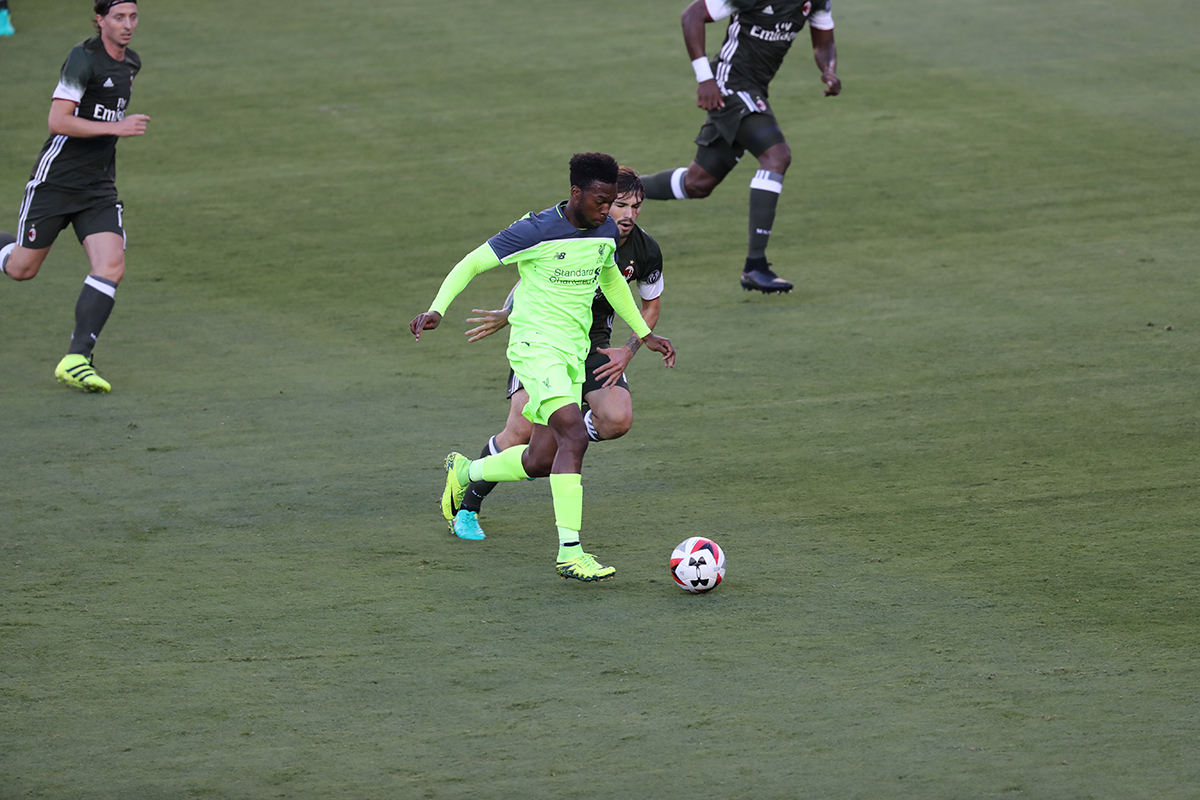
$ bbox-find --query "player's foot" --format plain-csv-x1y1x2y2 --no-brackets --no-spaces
441,452,470,526
0,10,15,36
556,552,616,582
452,510,486,540
740,262,793,294
54,354,111,393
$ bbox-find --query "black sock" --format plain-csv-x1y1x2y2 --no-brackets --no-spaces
748,170,784,261
69,276,118,357
460,436,500,513
641,168,688,200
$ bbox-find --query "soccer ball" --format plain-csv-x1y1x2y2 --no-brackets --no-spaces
670,536,726,593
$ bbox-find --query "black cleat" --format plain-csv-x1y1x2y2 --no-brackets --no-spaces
740,263,793,294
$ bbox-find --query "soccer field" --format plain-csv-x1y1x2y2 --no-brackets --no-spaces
3,1,1199,797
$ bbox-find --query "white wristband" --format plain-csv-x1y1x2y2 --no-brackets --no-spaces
691,57,714,83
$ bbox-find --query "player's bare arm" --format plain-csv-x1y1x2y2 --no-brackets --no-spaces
48,99,149,138
593,296,663,386
642,332,676,368
465,279,519,342
410,310,442,342
811,27,840,96
682,0,724,111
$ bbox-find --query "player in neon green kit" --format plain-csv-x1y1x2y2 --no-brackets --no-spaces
410,153,676,581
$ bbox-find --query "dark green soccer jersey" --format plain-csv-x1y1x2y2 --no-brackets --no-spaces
587,224,664,351
708,0,833,98
29,37,141,193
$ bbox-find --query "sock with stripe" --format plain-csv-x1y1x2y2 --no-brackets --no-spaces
583,408,603,442
551,473,584,561
69,275,118,357
747,169,784,261
641,167,690,201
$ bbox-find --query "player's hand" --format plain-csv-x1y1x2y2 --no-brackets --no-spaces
410,310,442,342
594,345,634,388
697,80,724,111
115,114,151,136
464,308,511,343
822,72,841,97
642,333,675,368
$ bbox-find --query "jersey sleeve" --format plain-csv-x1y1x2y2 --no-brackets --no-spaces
704,0,736,22
427,242,502,315
487,215,543,264
53,45,93,104
599,264,651,339
635,236,664,301
810,1,835,31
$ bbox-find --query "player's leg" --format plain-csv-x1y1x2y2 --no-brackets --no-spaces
454,385,535,540
580,351,633,442
54,214,125,391
641,111,742,201
737,113,794,294
442,345,567,538
4,181,73,281
533,403,613,581
582,385,634,442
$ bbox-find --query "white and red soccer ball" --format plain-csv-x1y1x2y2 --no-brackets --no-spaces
670,536,726,593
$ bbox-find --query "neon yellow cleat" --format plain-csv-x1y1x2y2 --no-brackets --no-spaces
55,354,111,393
556,552,616,582
441,452,470,530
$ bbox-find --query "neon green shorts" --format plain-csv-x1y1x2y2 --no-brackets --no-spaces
506,341,583,426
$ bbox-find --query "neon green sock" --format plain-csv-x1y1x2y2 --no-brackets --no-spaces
550,474,583,560
472,445,529,483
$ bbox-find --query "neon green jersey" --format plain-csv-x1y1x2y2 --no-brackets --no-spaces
429,202,650,361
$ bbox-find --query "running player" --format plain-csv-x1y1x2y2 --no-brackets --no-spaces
1,1,149,392
449,167,665,541
640,0,840,294
409,154,676,582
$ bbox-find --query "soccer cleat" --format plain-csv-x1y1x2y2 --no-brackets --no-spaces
452,510,486,540
740,263,793,294
0,10,14,36
54,354,111,393
556,552,616,582
441,452,470,527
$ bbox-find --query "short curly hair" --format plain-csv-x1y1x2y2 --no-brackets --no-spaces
569,153,619,192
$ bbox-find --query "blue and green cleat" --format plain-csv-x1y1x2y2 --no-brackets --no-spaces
452,510,486,540
441,452,470,531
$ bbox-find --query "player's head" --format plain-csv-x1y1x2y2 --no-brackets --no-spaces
610,167,645,241
94,1,138,41
567,153,619,230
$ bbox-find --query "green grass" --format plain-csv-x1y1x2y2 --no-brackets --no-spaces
3,1,1199,797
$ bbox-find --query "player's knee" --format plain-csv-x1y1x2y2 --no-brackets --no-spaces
4,252,43,281
684,174,717,199
758,144,792,174
597,409,633,440
496,422,532,450
91,258,125,284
